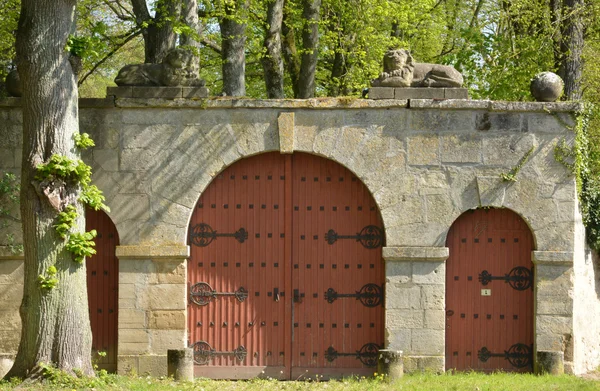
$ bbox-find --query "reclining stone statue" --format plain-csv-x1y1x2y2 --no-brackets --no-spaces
371,48,463,88
114,48,205,87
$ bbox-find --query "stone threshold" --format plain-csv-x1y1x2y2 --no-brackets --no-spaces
0,96,581,113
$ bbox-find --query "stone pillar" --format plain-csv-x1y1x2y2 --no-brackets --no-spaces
535,351,565,375
383,246,449,373
0,246,24,378
532,251,574,374
167,348,194,381
377,349,403,380
115,245,189,376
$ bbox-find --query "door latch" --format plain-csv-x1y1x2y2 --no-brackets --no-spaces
274,288,280,302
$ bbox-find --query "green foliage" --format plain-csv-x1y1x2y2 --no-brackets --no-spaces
0,172,22,254
54,205,78,239
499,147,535,182
25,362,116,389
65,230,97,263
81,184,110,212
0,0,19,93
38,265,59,291
74,132,95,149
66,34,102,59
36,155,92,187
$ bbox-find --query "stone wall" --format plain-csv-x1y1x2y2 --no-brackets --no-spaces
0,96,589,375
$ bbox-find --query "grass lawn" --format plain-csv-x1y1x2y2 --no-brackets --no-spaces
2,371,600,391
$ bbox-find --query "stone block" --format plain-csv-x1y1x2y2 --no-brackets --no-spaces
403,356,445,373
385,261,411,284
0,355,14,378
0,329,20,352
537,300,573,316
0,309,21,331
421,285,445,310
476,112,522,132
386,328,412,351
369,87,394,100
0,260,23,284
407,135,440,166
386,285,421,310
153,260,186,284
395,88,444,100
168,348,194,381
411,329,444,355
527,112,574,134
444,88,469,99
440,134,481,163
0,148,14,167
409,111,448,132
138,355,167,376
386,309,424,329
423,310,445,329
140,284,186,310
149,329,186,354
182,87,209,99
412,262,445,284
278,112,295,154
149,310,186,330
107,86,133,98
120,329,149,344
119,342,150,355
383,247,449,262
536,315,573,335
117,355,139,375
425,194,457,224
110,194,150,224
535,351,564,375
482,134,535,166
0,284,22,309
120,308,146,329
132,87,181,99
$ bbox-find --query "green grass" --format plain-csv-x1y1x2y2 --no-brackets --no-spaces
1,371,600,391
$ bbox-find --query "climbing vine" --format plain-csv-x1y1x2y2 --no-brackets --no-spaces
499,147,535,182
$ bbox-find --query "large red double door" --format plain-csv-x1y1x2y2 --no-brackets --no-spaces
445,208,534,372
187,152,384,379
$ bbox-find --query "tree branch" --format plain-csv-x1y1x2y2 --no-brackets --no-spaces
130,0,151,24
201,38,222,54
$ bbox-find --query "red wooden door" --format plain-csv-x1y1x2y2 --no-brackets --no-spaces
445,208,534,372
86,208,119,373
187,152,384,379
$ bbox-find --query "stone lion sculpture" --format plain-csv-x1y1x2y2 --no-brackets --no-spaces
371,48,463,88
114,48,205,87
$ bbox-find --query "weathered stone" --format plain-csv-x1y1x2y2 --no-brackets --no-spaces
140,284,186,310
536,351,565,375
168,348,194,381
0,355,14,378
537,315,573,335
119,342,150,355
0,260,23,284
149,329,186,354
182,87,209,99
383,247,449,262
385,261,412,284
395,88,445,99
117,355,139,375
107,86,133,98
0,330,19,352
132,87,182,99
387,310,424,329
120,329,149,344
412,262,445,284
476,176,507,207
407,135,440,166
386,285,421,309
0,284,23,309
93,149,119,171
411,329,444,355
377,349,403,380
426,194,458,224
278,112,295,153
369,87,394,99
109,194,150,224
440,134,481,163
482,134,535,165
444,88,469,99
423,310,445,329
386,328,412,351
531,72,563,102
421,285,445,310
120,309,147,329
148,310,185,329
403,355,445,373
138,355,167,376
476,112,522,132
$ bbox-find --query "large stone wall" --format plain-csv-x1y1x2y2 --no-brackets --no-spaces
0,96,596,375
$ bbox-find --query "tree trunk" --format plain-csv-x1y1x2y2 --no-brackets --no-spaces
181,0,201,72
550,0,562,71
220,0,249,96
4,0,93,379
262,0,285,98
558,0,584,100
131,0,178,63
297,0,322,98
281,1,300,98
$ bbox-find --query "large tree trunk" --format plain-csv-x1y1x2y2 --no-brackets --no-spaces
131,0,178,63
297,0,321,98
4,0,93,379
558,0,584,100
181,0,201,72
281,1,300,98
220,0,249,96
262,0,285,98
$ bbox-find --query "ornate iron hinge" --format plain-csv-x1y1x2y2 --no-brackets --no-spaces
324,283,383,307
324,343,380,367
189,223,248,247
478,266,533,291
324,225,383,249
191,341,247,365
477,343,532,368
190,282,248,306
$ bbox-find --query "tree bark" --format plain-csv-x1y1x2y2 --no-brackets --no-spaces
181,0,201,72
558,0,584,100
297,0,321,98
131,0,179,63
262,0,285,98
281,1,300,98
4,0,93,379
220,0,249,96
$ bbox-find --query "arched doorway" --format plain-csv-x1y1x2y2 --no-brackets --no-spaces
86,208,119,372
187,152,385,379
445,208,534,372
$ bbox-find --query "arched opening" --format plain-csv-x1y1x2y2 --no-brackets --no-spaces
187,152,385,379
445,208,534,372
86,208,119,373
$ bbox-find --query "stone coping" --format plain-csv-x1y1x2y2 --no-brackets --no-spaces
532,251,574,265
116,245,190,259
0,96,581,113
0,246,24,260
383,246,449,262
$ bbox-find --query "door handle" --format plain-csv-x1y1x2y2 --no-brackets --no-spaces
274,288,280,302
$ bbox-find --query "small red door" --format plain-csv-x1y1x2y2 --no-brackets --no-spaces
187,152,384,379
86,208,119,372
445,208,534,372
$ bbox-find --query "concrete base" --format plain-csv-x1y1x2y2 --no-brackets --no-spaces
535,351,565,375
167,348,194,381
377,349,403,380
